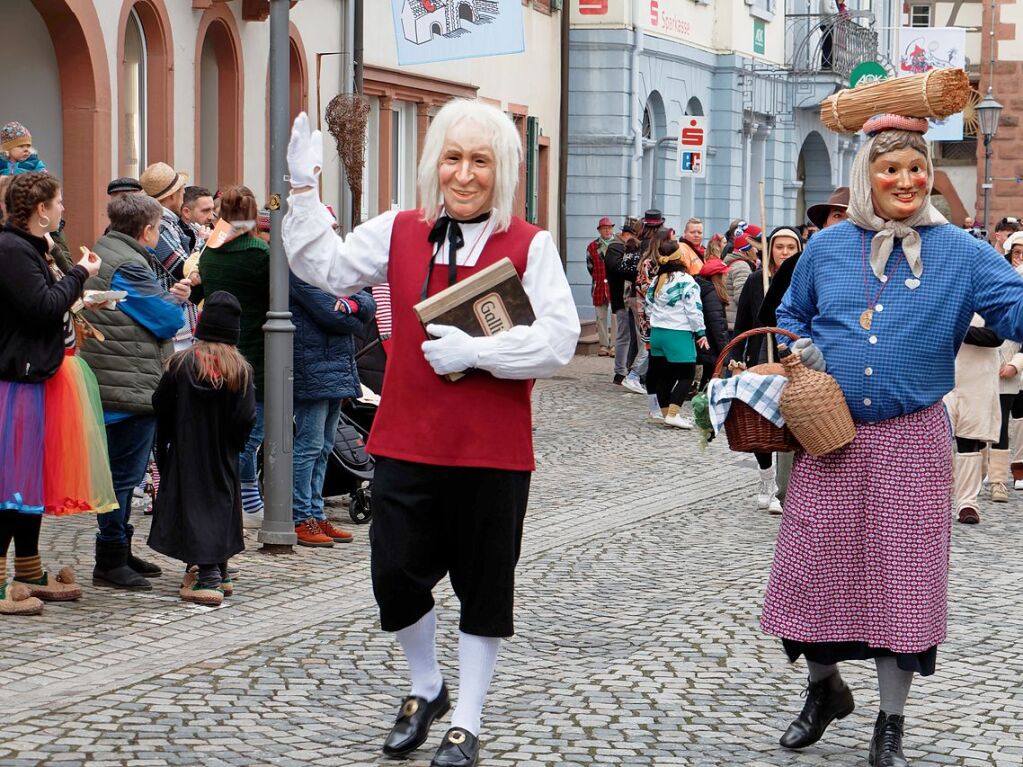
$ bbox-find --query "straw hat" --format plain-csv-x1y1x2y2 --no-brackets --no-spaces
140,162,189,201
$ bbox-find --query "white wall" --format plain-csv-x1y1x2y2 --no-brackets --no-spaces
362,2,563,234
1,2,64,180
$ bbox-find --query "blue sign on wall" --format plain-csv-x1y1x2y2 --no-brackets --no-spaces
391,0,525,66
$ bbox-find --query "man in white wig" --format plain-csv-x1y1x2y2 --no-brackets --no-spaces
283,102,579,767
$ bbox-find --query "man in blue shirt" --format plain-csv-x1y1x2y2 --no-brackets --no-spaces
761,112,1023,767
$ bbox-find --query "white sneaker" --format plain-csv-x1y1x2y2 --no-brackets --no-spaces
622,374,646,395
767,495,783,515
1015,479,1023,491
242,510,264,529
648,411,665,422
756,468,777,510
664,413,693,429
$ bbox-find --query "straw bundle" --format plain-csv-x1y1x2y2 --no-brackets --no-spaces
325,94,371,223
820,68,970,134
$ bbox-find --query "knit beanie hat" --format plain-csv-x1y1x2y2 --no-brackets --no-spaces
196,291,242,345
1,122,32,152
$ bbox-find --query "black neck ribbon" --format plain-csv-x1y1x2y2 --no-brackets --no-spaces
421,211,492,301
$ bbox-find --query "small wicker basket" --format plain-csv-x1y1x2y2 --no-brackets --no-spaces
778,348,857,456
711,327,798,454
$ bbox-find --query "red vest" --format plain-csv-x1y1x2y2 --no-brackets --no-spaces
366,211,538,471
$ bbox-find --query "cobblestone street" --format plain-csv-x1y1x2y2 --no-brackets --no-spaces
2,356,1022,767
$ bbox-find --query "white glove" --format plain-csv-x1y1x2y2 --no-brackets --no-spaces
286,112,323,189
422,324,481,376
792,337,826,372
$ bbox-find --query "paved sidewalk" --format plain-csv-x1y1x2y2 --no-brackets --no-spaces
1,357,1021,766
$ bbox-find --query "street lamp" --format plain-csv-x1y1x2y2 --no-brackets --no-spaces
977,89,1003,235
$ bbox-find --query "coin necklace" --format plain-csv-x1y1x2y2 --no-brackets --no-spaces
859,232,903,331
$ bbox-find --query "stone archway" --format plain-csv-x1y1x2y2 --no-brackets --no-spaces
30,0,111,248
797,131,832,224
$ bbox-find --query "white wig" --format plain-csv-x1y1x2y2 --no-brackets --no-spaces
417,99,522,233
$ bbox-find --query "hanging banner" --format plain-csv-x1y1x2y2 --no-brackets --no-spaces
677,116,707,178
897,27,966,141
391,0,524,66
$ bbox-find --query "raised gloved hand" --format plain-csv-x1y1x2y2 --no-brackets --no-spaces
422,324,481,376
286,112,323,189
792,337,826,372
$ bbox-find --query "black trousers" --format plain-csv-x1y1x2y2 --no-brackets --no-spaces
645,356,696,409
370,457,531,638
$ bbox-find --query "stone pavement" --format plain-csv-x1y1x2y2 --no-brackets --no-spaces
2,356,1022,767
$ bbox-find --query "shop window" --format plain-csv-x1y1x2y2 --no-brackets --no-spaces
123,9,147,180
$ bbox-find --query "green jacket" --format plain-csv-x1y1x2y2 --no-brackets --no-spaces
199,235,270,400
79,232,175,415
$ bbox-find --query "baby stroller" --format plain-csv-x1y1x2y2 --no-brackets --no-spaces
321,390,376,524
320,333,387,523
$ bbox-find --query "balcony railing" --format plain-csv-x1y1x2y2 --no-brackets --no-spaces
786,13,879,80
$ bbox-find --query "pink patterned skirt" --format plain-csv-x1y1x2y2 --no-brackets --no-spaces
760,402,953,656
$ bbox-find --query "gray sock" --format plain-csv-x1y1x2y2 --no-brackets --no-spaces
875,657,913,716
807,660,839,682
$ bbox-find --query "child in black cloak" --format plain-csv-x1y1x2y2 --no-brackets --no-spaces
148,291,256,606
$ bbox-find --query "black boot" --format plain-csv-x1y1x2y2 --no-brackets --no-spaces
126,530,162,577
93,540,152,590
869,712,908,767
779,672,855,749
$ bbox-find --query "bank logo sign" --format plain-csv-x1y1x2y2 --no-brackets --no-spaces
392,0,524,65
678,117,707,179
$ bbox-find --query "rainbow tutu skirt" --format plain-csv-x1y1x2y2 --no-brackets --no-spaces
0,355,118,516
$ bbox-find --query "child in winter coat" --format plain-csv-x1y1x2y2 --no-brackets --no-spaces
645,239,709,429
148,291,257,606
1,122,48,176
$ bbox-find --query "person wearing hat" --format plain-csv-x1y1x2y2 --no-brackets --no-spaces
1,121,47,176
805,186,850,231
140,162,199,350
283,102,579,767
586,217,615,356
603,217,642,382
763,111,1023,766
80,193,194,591
107,177,144,198
148,291,257,607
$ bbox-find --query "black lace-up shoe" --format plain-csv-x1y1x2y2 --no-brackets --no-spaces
869,711,909,767
779,672,855,749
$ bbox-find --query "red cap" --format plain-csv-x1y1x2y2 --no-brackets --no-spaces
598,217,613,228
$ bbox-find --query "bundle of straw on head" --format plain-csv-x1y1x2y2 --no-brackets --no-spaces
820,68,970,134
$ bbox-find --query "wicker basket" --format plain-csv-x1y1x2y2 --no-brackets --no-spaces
778,350,857,456
711,327,799,454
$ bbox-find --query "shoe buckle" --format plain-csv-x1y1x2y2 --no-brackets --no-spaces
402,699,419,717
448,730,467,745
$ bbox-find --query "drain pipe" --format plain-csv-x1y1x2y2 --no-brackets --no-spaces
629,0,644,215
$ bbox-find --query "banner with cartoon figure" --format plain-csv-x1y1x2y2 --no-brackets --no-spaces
897,27,966,141
391,0,524,65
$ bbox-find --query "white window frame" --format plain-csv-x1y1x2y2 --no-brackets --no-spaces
124,8,148,179
909,4,932,27
390,101,418,211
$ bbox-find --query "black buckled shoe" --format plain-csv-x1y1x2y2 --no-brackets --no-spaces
869,712,909,767
430,727,480,767
382,683,450,758
779,672,855,749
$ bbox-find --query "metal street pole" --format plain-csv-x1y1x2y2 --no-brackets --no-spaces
260,0,297,550
983,135,993,236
